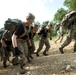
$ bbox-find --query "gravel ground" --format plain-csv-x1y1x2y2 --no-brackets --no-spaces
0,38,76,75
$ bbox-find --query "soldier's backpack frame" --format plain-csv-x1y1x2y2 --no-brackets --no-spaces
4,18,22,33
61,11,76,29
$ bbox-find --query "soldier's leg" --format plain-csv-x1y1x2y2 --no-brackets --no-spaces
17,41,28,74
59,36,72,54
59,29,73,54
36,39,44,56
55,36,60,43
28,40,35,59
55,31,61,43
27,46,32,63
3,49,10,68
31,40,35,53
10,45,15,57
74,39,76,52
60,34,63,43
43,38,50,56
0,46,3,61
29,40,36,59
26,41,33,62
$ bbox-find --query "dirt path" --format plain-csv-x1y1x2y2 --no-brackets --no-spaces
0,38,76,75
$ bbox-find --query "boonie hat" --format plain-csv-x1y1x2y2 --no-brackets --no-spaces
27,13,35,22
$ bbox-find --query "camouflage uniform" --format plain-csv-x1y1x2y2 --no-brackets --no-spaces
27,24,39,62
36,23,51,56
12,23,32,74
55,25,63,43
0,28,4,60
59,11,76,53
36,37,50,56
17,39,28,65
12,13,35,74
28,27,35,53
27,35,35,62
59,26,76,53
13,24,31,65
1,30,13,68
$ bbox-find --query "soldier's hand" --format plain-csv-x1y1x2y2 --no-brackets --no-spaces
6,46,10,51
50,37,52,40
14,47,22,56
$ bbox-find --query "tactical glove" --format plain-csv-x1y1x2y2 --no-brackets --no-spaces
50,37,52,40
14,47,22,56
6,46,10,51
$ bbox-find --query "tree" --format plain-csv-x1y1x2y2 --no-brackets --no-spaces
35,21,40,25
64,0,76,11
53,8,67,23
42,21,49,26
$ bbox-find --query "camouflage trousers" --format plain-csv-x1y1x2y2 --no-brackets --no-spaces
60,29,76,52
30,39,35,53
1,45,14,68
27,39,35,56
17,39,28,66
55,30,63,43
37,37,50,53
26,39,35,62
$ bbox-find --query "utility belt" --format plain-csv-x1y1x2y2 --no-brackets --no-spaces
17,38,27,42
17,35,28,41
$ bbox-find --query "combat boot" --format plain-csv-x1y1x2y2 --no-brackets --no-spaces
30,55,33,59
19,67,26,74
27,57,31,63
73,49,76,53
36,52,39,57
12,56,18,65
19,64,26,74
43,52,48,56
59,47,64,54
3,61,7,68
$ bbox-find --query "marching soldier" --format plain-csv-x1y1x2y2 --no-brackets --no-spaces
12,13,35,74
1,30,13,68
27,24,39,62
36,22,52,56
59,27,76,54
59,11,76,54
0,28,4,61
55,23,64,43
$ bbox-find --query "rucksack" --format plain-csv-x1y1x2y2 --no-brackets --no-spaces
4,18,22,33
61,11,76,29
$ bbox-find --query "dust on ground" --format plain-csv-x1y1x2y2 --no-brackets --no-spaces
0,37,76,75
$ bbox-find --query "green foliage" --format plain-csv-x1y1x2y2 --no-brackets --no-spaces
64,0,76,11
42,21,49,26
33,35,39,41
51,24,57,37
53,8,67,23
43,21,49,24
34,21,40,25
